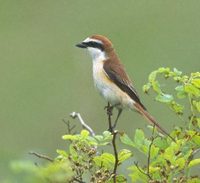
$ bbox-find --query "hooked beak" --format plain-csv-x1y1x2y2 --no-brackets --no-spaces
76,42,87,48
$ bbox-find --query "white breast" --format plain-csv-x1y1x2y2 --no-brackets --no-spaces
92,61,134,109
93,61,117,103
87,46,134,109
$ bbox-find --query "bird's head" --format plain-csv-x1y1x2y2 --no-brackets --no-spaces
76,35,113,61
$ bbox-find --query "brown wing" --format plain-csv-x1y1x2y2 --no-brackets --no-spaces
103,59,147,110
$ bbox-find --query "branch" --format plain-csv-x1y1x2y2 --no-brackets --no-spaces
147,140,154,176
63,119,76,134
29,151,53,162
105,103,118,182
70,112,95,137
112,130,119,183
147,125,155,174
147,124,156,179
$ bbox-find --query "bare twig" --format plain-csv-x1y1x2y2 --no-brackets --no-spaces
147,139,154,176
70,112,95,137
134,125,156,180
105,103,118,182
147,125,156,175
29,151,53,162
112,130,119,183
63,119,76,134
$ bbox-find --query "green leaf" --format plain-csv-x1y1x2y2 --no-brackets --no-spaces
128,165,148,183
56,149,68,158
134,129,145,147
188,158,200,168
69,144,78,161
149,166,160,173
92,131,112,146
62,134,78,141
163,145,175,161
156,94,173,103
185,84,200,97
103,130,112,137
192,78,200,88
148,71,157,82
191,72,200,77
143,83,151,93
93,153,115,169
175,85,187,98
150,145,159,159
118,149,132,163
116,175,127,182
197,118,200,128
173,68,182,76
86,136,98,146
80,130,90,139
154,137,168,149
152,81,162,94
94,135,104,141
102,131,112,141
120,133,135,147
175,157,185,169
158,67,170,73
193,101,200,112
192,134,200,146
170,101,184,114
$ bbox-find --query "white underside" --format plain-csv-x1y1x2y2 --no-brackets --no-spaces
89,48,135,109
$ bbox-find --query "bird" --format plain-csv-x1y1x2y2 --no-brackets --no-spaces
76,34,172,139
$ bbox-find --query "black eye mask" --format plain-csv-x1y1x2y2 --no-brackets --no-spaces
76,41,104,51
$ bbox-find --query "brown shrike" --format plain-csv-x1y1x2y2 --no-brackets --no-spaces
76,35,171,138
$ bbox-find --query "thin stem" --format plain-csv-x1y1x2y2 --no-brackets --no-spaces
134,162,151,179
63,119,76,134
112,130,119,183
29,151,53,162
147,125,156,179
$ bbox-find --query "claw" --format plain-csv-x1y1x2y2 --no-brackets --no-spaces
105,103,113,116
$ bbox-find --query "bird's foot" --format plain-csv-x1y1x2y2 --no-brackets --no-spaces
104,104,113,116
108,125,115,133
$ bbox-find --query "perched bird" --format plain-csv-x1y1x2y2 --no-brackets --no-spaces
76,35,171,138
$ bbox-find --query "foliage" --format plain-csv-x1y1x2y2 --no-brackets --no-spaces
62,130,130,182
10,158,73,183
10,68,200,182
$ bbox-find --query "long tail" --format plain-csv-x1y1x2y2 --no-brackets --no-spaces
134,103,175,142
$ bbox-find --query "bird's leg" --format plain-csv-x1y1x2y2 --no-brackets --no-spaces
104,102,113,116
112,108,122,129
104,102,114,132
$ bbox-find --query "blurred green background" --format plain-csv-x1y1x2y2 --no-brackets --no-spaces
0,0,199,181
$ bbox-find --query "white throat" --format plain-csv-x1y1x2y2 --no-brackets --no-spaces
87,47,107,63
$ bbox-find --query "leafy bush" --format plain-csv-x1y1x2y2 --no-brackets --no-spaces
10,68,200,183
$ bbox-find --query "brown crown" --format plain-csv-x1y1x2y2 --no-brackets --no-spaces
90,35,113,51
